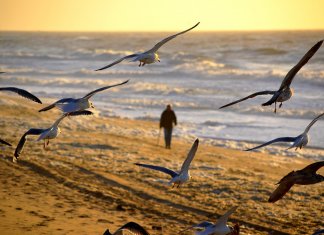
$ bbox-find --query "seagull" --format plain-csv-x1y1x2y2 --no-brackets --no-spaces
39,80,128,113
219,40,323,113
103,222,150,235
135,138,199,188
95,22,200,71
0,87,42,104
246,113,324,151
0,138,12,146
13,110,93,162
180,206,239,235
268,161,324,203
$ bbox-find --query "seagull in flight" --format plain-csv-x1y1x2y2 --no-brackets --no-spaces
220,40,323,113
0,87,42,104
39,80,128,113
268,161,324,203
103,222,150,235
135,139,199,188
13,110,93,162
180,206,239,235
246,113,324,151
95,22,200,70
0,138,12,146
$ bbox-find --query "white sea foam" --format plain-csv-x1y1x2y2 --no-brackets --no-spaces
1,31,324,160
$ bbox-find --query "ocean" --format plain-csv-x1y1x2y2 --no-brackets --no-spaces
1,30,324,157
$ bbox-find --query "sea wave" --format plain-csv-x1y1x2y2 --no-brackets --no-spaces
254,47,287,55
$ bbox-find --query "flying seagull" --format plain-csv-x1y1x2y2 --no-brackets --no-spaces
103,222,150,235
0,87,42,104
135,138,199,188
180,206,239,235
219,40,323,113
39,80,128,113
246,113,324,151
0,138,12,146
268,161,324,203
95,22,200,71
13,110,93,162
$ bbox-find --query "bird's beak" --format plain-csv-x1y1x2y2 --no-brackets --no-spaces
91,105,95,108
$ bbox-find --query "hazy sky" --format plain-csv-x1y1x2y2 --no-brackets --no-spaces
1,0,324,31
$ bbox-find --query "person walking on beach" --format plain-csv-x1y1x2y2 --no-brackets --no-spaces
160,104,177,149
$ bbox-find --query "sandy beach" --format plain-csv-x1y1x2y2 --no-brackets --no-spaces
0,93,323,235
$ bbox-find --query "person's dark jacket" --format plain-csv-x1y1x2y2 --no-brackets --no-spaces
160,110,177,129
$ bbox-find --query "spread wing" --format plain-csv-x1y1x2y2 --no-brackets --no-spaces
268,178,295,203
82,80,129,99
135,163,178,178
216,206,238,226
39,98,77,112
53,110,94,127
245,137,297,151
14,128,46,161
0,87,42,104
95,54,139,71
180,139,199,173
279,40,323,91
180,221,214,233
219,90,276,109
0,138,12,146
304,113,324,133
300,161,324,174
146,22,200,53
115,222,150,235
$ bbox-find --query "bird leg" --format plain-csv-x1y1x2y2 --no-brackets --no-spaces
279,102,283,108
274,102,277,113
177,183,181,188
171,183,175,188
142,62,146,66
138,62,142,67
43,140,46,149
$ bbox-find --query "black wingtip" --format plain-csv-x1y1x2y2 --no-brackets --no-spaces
35,98,42,104
102,229,112,235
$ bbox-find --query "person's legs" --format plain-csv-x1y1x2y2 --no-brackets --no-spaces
164,128,172,148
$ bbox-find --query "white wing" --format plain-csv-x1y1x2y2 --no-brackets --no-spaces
146,22,200,53
215,206,238,226
180,139,199,173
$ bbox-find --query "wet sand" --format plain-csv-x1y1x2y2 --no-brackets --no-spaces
0,94,323,234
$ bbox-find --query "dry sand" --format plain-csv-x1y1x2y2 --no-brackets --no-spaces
0,93,323,235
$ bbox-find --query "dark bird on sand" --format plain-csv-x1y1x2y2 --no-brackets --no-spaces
268,161,324,203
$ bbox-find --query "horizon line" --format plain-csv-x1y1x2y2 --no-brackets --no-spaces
1,28,324,33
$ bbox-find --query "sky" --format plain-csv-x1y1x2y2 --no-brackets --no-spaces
1,0,324,32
